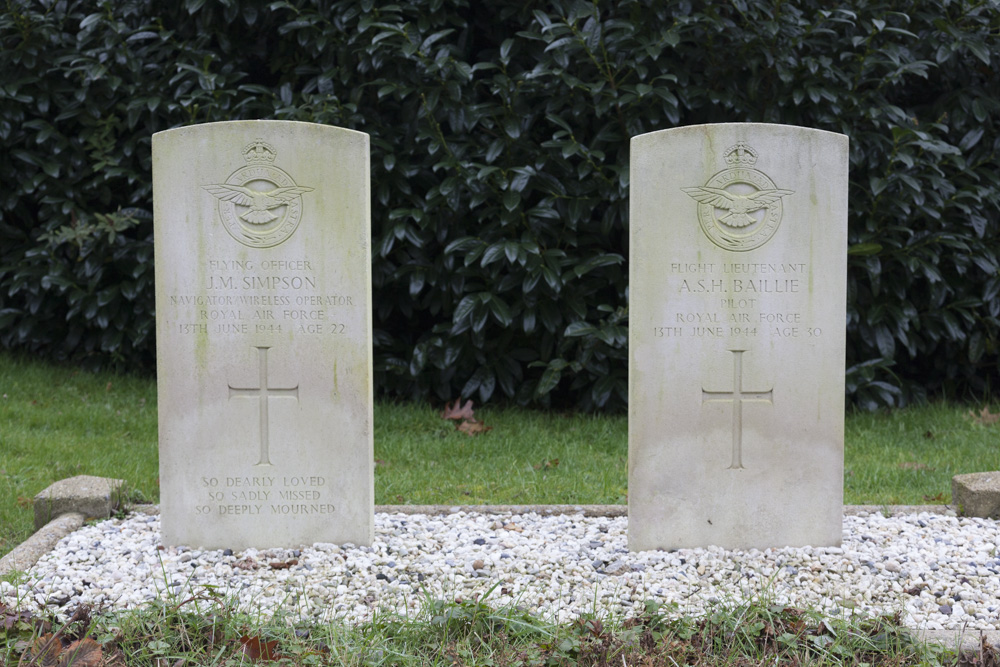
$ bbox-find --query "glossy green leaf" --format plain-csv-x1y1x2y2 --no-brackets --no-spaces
1,0,997,411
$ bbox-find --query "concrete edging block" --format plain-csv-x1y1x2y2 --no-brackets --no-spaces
0,512,85,576
33,475,124,530
952,472,1000,519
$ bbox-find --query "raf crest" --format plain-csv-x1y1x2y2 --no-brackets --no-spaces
682,142,793,252
203,140,314,248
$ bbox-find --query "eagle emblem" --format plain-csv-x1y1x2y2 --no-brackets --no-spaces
683,142,793,251
203,184,315,225
681,186,794,229
203,140,314,248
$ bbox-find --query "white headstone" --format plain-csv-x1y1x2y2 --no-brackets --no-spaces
153,121,373,550
628,123,848,551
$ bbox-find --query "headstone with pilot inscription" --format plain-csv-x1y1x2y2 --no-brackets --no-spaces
628,123,848,551
153,121,373,550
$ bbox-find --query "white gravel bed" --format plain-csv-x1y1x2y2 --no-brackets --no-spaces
2,510,998,630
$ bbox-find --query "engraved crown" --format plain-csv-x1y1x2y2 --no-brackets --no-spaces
724,142,758,167
243,139,277,164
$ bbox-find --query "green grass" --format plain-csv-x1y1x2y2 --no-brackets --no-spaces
0,585,969,666
0,353,158,556
2,350,1000,557
374,403,626,505
845,402,1000,505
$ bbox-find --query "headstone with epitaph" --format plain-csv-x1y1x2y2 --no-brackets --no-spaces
153,121,373,550
628,123,848,551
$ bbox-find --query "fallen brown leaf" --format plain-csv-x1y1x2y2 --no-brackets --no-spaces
456,419,492,436
924,493,946,502
16,496,32,508
441,398,476,421
533,458,559,470
1,602,35,632
61,638,103,667
234,557,260,571
27,634,61,665
22,634,103,667
238,635,280,662
268,559,298,570
970,406,1000,426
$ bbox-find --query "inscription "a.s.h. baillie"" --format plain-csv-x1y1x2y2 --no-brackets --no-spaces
678,278,801,293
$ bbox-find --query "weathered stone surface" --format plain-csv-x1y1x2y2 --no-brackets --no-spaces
2,512,85,575
153,120,373,550
628,123,848,551
952,472,1000,518
33,475,123,530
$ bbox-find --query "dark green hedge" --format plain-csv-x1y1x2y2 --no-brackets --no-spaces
1,0,998,410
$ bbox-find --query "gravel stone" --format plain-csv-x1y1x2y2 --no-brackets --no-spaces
1,511,998,630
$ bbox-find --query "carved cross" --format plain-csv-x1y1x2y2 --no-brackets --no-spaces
702,349,773,469
228,346,299,466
